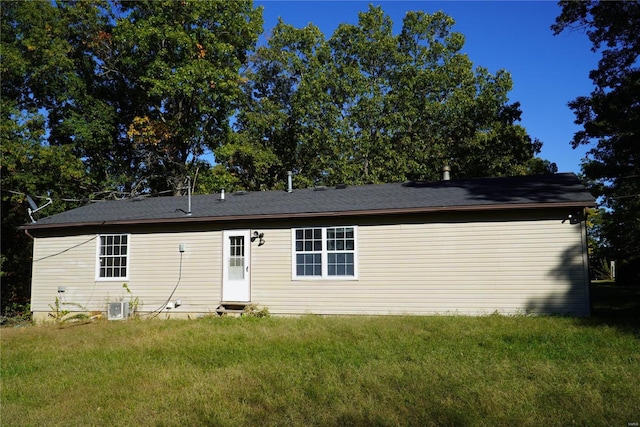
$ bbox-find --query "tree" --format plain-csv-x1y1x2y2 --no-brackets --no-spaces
114,0,263,194
553,1,640,283
230,6,554,189
0,106,88,313
3,0,263,197
1,1,94,313
1,0,263,313
221,19,339,190
329,7,550,183
2,0,122,194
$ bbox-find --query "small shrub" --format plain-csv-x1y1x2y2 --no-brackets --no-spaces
122,283,141,319
0,302,32,327
48,297,88,323
243,304,270,318
48,297,69,322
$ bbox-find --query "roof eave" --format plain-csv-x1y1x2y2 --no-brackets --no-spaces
20,200,595,231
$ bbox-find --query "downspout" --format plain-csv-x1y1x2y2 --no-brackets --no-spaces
24,229,34,240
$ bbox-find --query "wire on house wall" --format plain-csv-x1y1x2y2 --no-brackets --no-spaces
146,251,184,319
33,236,98,262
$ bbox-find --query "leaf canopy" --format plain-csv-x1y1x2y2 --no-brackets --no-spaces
226,6,553,190
553,0,640,274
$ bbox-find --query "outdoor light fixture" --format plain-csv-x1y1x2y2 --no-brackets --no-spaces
563,209,585,224
251,231,265,246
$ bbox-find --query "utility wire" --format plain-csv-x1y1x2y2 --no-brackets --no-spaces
147,251,184,319
5,188,175,203
602,193,640,200
33,236,98,262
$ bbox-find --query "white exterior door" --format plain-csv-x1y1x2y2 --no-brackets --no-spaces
222,230,251,302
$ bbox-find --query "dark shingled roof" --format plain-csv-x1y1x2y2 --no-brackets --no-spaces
23,173,595,230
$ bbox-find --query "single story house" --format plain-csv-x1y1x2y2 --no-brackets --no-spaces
23,172,595,321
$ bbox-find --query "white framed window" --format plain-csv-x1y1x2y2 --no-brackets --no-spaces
292,226,358,279
96,234,129,280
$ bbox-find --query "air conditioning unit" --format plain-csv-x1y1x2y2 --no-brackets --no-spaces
108,302,129,320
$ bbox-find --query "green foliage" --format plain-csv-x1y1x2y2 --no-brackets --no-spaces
120,283,142,319
585,207,615,280
2,0,118,190
116,0,263,194
0,302,31,326
47,297,69,322
553,1,640,277
0,106,88,313
47,297,88,323
228,6,554,189
193,163,242,194
3,0,263,197
122,283,141,318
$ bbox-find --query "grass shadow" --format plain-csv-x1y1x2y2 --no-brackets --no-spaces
582,283,640,338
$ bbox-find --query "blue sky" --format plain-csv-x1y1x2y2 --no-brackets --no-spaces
255,1,599,174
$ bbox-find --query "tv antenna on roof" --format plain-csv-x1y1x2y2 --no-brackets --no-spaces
26,194,52,223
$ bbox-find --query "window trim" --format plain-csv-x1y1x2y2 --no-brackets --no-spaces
95,233,130,281
291,226,358,280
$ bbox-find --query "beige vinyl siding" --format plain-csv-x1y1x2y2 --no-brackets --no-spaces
31,235,98,313
31,231,223,317
127,231,222,313
30,209,590,319
250,213,589,316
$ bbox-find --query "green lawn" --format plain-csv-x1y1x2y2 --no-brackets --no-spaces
1,285,639,426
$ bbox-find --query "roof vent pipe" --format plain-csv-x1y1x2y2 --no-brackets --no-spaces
287,171,293,193
221,189,225,201
442,165,451,181
186,176,192,215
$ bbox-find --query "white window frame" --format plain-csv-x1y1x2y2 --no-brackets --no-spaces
291,226,358,280
95,233,130,281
